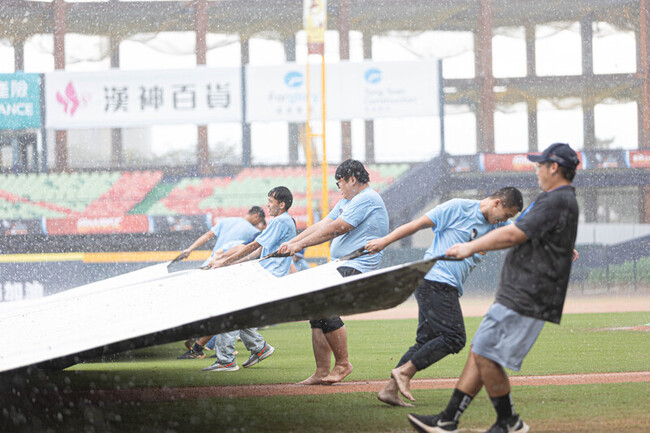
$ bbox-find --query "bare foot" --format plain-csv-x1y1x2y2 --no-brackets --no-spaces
297,373,328,385
377,388,414,407
321,363,353,384
391,367,415,401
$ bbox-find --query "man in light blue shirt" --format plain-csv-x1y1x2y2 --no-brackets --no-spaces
280,159,389,385
366,187,523,407
199,186,296,372
178,206,266,268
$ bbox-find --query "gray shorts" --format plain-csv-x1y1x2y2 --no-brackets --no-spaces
471,303,545,372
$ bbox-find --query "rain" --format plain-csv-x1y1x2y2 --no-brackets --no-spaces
1,1,650,432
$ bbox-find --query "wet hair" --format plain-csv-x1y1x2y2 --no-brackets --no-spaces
558,165,576,182
335,159,370,184
539,161,576,182
268,186,293,211
247,206,266,220
489,187,524,212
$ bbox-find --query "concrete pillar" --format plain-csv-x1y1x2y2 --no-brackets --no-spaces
583,187,598,223
475,0,495,153
284,35,301,164
581,16,596,149
109,21,123,168
642,186,650,223
54,0,67,172
241,37,251,167
14,38,24,71
195,0,210,174
363,32,375,163
638,0,650,149
339,0,352,161
525,24,538,152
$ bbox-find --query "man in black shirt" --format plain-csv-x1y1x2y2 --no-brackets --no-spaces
407,143,580,433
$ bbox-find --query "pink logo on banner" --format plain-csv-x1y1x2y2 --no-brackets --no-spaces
56,82,80,116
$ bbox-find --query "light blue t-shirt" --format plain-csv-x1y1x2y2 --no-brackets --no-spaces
255,211,297,277
202,217,261,266
327,187,389,273
424,198,510,295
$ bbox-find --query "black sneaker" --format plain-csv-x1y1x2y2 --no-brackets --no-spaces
184,338,196,350
242,343,274,368
176,348,205,359
484,414,529,433
407,413,458,433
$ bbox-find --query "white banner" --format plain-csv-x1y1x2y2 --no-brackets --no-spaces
246,61,438,122
45,67,241,129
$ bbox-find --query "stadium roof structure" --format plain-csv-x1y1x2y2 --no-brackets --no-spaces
0,0,642,39
1,0,649,172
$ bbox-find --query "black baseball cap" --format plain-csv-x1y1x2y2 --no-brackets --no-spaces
527,142,580,168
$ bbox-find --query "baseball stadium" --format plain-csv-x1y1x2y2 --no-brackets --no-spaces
1,1,649,432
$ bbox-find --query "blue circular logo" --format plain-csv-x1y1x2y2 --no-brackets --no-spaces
284,71,304,88
365,68,382,84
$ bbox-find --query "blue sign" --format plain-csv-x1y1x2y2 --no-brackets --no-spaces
0,73,41,130
364,68,382,84
284,71,304,88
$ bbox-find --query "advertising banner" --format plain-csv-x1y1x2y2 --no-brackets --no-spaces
246,61,438,122
482,151,586,172
44,215,151,235
0,73,41,129
627,150,650,168
1,218,43,236
45,68,241,129
151,215,207,233
444,154,481,173
582,149,626,169
481,153,537,172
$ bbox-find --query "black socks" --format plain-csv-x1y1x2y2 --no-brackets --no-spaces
441,388,474,422
490,393,515,421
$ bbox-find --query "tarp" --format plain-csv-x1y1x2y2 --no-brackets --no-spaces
0,256,437,373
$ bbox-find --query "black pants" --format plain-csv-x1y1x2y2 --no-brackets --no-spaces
397,279,466,371
309,266,362,333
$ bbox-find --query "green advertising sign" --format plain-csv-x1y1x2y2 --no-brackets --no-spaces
0,73,41,130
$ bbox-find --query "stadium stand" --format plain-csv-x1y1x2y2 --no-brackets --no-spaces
138,164,409,225
81,171,163,217
0,164,409,227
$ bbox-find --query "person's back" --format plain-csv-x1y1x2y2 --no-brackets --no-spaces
496,184,579,323
212,217,261,252
423,197,514,295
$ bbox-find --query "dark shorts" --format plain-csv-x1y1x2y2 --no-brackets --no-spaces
309,266,362,334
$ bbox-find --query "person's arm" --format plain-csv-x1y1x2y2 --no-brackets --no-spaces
231,245,263,264
366,214,434,254
446,223,528,259
180,230,215,259
285,217,354,254
277,218,329,255
209,241,261,268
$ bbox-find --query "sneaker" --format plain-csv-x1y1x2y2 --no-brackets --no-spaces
184,338,196,350
177,348,205,359
407,413,458,433
202,361,239,372
242,343,275,368
485,414,530,433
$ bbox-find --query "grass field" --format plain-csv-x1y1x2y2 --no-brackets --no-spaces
4,311,650,432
